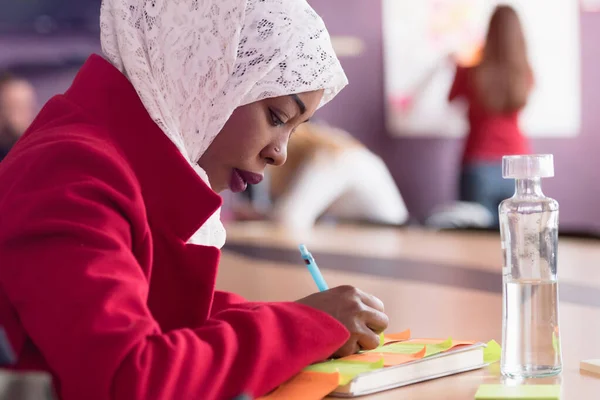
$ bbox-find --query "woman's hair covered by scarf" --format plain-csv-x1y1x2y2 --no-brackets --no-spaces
99,0,348,248
100,0,348,164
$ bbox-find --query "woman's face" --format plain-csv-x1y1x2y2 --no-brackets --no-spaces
198,90,323,193
0,79,36,138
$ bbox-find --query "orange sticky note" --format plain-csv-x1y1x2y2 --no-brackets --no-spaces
343,345,426,366
383,329,411,345
258,371,340,400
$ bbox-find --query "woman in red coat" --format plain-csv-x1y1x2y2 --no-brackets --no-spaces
449,5,533,226
0,0,389,399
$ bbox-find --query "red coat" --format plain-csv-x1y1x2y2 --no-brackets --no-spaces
0,55,348,400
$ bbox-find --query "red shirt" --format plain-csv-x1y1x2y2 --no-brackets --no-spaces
0,55,348,400
449,66,530,164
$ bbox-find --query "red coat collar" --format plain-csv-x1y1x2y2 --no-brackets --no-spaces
65,54,222,242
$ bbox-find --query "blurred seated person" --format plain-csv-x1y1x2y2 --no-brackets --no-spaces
0,73,36,161
233,122,409,230
448,5,533,226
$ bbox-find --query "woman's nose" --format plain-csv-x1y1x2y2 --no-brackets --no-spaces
260,138,288,166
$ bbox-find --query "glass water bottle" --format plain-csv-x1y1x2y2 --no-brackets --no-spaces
499,154,562,378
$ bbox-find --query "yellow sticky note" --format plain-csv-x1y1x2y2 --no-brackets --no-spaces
258,371,340,400
375,337,453,357
580,359,600,376
484,340,502,364
475,384,560,399
343,345,427,367
305,358,384,385
404,338,475,346
379,332,385,347
552,330,560,353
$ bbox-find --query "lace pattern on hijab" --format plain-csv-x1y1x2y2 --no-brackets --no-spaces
100,0,348,247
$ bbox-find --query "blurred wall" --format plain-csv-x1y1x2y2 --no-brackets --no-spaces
310,0,600,232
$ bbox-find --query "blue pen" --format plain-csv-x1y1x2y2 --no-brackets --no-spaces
299,244,329,292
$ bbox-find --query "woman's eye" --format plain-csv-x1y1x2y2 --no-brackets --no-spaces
269,109,285,127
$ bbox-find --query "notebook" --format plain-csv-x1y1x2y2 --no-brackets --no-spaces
330,342,487,397
580,359,600,376
258,331,501,400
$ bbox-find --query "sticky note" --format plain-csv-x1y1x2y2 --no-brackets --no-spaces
484,340,502,364
580,359,600,376
375,337,453,357
258,371,340,400
475,384,560,399
305,358,384,385
552,330,560,353
383,329,411,344
379,332,385,347
404,338,475,346
343,345,426,366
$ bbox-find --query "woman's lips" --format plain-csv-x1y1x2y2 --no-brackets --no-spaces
229,169,263,193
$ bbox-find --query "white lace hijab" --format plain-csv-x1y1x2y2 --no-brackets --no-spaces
99,0,348,248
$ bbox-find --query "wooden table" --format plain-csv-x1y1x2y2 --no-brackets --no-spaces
218,222,600,399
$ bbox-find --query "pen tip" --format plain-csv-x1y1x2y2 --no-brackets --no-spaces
298,244,307,253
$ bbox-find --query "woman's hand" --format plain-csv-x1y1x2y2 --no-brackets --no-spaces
296,285,389,357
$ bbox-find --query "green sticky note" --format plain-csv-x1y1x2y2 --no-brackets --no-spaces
484,340,502,364
475,384,560,399
423,338,453,357
374,337,452,357
305,358,384,385
379,332,385,347
552,331,560,353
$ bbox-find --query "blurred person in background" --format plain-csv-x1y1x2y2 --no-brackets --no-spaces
448,5,533,226
233,121,409,230
0,73,37,161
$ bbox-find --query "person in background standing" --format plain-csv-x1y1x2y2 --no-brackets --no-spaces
449,5,533,226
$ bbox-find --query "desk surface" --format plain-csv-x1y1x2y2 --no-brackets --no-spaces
218,222,600,399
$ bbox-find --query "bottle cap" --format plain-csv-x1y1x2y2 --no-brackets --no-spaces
502,154,554,179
